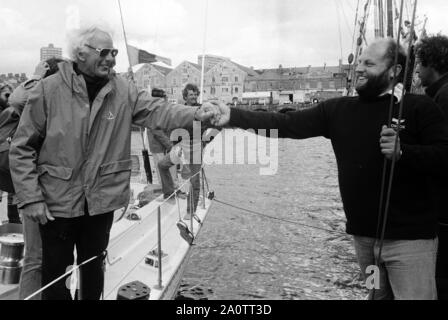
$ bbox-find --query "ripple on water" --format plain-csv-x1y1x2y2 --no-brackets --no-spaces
173,136,367,300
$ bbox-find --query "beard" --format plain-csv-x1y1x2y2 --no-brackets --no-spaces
356,69,391,100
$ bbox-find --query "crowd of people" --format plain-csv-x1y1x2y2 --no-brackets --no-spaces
1,23,448,301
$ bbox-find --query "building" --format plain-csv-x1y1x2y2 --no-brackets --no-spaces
197,54,229,70
244,62,350,104
202,59,259,103
133,63,172,92
0,73,28,88
40,43,63,61
165,61,203,103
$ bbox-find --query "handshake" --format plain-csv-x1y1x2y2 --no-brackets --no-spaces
194,100,231,127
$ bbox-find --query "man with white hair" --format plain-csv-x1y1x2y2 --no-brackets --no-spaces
9,26,217,300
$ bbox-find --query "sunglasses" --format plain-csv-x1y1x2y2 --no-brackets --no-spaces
85,44,118,57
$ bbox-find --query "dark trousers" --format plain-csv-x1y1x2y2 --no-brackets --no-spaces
39,209,114,300
7,193,20,224
437,224,448,300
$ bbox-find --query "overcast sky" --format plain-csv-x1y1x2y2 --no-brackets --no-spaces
1,0,447,76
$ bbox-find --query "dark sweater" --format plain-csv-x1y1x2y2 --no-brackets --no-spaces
426,73,448,224
73,63,109,106
229,94,448,240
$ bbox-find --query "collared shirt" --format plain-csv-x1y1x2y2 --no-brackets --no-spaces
380,83,404,104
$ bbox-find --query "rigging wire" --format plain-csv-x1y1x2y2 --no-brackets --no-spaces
351,0,361,54
334,0,344,61
372,0,418,301
213,198,347,236
199,0,209,104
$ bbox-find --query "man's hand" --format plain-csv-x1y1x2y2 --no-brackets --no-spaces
20,202,54,225
33,61,50,78
208,100,230,126
194,102,221,122
380,125,401,161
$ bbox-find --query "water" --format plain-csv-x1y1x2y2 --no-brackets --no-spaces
174,134,368,300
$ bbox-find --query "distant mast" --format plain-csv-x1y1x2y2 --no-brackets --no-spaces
386,0,394,37
378,0,385,38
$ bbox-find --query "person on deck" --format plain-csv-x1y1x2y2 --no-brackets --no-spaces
0,82,20,225
9,25,218,300
210,38,448,300
7,58,64,300
157,84,205,218
415,34,448,300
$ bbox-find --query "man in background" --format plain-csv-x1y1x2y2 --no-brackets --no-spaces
415,34,448,300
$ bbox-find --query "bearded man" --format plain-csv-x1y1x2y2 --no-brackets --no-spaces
210,38,448,300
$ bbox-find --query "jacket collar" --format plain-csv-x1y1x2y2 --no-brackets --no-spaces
58,60,116,94
425,73,448,99
380,83,404,104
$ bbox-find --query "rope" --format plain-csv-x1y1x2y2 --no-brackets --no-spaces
213,198,347,236
24,252,105,300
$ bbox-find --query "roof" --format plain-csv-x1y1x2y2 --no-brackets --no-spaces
132,63,173,76
253,65,350,81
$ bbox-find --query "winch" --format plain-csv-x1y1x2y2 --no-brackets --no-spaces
0,224,24,285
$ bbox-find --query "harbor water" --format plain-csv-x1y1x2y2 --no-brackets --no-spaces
146,130,369,300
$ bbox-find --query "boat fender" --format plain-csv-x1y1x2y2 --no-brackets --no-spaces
116,281,150,300
127,213,141,221
176,221,194,245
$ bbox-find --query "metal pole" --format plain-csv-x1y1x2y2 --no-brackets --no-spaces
189,184,194,234
156,206,163,289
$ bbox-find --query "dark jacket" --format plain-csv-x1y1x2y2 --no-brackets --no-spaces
426,73,448,224
229,94,448,240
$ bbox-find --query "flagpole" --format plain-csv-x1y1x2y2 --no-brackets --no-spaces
199,0,209,105
117,0,153,185
117,0,134,79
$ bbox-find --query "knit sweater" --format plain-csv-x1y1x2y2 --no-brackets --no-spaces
229,94,448,239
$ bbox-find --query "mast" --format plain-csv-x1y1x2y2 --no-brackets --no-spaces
386,0,394,37
347,0,372,96
374,0,379,38
378,0,385,37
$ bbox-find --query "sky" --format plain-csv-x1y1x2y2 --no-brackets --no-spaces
1,0,448,76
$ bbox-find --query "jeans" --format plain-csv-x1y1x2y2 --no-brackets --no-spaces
7,193,20,224
18,215,42,300
353,236,438,300
39,210,114,300
437,224,448,300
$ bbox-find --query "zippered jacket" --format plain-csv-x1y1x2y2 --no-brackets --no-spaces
9,61,197,218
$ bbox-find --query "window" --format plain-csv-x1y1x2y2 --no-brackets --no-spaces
235,87,239,93
235,76,239,82
211,87,216,94
183,68,188,74
182,78,188,84
222,77,229,82
222,88,229,93
212,77,216,83
173,79,177,85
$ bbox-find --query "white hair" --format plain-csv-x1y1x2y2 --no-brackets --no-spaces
66,25,114,61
